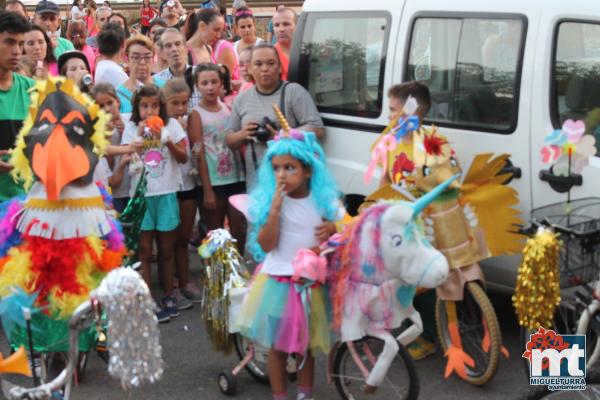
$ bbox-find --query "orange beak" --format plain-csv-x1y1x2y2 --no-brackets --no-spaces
32,125,90,200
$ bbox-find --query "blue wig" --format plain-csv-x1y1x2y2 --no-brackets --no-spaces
247,132,340,261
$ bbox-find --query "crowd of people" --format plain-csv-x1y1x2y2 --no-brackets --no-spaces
0,2,443,399
0,0,319,321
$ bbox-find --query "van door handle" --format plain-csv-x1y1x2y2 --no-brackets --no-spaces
499,165,522,179
539,169,583,193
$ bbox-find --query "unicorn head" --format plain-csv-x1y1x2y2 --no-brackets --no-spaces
349,176,456,289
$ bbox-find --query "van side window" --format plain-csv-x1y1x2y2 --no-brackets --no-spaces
553,21,600,156
298,12,390,118
407,17,525,133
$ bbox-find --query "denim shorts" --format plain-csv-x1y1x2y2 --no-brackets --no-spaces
141,193,180,232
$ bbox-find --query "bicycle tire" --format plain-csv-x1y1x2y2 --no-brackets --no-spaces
332,336,419,400
435,281,501,385
577,307,600,370
233,333,269,384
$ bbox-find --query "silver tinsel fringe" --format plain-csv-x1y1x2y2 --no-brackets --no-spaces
92,268,163,389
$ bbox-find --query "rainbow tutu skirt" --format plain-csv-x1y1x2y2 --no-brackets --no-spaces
235,273,332,355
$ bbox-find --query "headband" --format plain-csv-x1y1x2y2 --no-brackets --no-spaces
235,10,253,17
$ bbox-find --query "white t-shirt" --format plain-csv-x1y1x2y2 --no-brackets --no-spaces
122,118,187,197
93,157,112,189
111,114,132,199
71,5,84,21
94,60,128,89
261,195,325,276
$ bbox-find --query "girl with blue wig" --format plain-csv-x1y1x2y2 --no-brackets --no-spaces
236,127,342,400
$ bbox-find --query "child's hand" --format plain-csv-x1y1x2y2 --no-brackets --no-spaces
119,153,132,167
177,116,188,131
315,220,336,243
113,117,125,134
203,188,216,210
129,140,144,154
271,184,286,213
137,121,147,137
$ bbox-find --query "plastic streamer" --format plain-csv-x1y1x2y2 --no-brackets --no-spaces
92,268,163,389
118,171,147,266
198,229,250,354
513,228,561,331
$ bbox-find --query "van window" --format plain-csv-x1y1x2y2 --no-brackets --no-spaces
553,21,600,155
297,12,390,118
406,17,525,133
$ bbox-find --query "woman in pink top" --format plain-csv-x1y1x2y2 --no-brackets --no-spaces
22,25,59,79
185,9,239,81
67,21,97,74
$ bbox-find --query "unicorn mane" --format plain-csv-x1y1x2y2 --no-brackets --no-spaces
331,202,392,329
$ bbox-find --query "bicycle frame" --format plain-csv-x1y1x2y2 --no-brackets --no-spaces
576,280,600,368
2,301,92,400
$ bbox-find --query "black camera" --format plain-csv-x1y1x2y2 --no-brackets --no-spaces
254,116,277,142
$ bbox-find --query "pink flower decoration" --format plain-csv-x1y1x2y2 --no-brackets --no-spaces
562,119,586,143
540,145,561,164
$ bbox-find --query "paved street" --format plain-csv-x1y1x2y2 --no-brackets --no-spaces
1,252,535,400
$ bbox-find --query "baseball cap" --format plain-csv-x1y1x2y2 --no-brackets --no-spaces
35,0,60,15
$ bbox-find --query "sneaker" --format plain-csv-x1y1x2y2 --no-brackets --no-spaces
156,308,171,323
181,283,203,303
162,295,180,318
173,288,193,310
406,337,436,361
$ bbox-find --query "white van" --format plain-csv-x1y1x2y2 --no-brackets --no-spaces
287,0,600,293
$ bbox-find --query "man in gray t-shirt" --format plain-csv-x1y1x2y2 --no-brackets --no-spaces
226,44,324,191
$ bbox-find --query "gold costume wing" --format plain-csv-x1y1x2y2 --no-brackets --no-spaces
460,153,524,256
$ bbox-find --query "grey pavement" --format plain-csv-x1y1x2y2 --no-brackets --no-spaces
1,251,534,399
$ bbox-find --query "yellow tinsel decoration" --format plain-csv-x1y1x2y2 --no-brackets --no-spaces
513,229,561,331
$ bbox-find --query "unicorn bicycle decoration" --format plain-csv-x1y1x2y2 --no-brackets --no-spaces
327,177,454,399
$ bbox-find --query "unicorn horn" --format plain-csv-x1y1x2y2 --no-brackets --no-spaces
412,174,461,216
273,104,291,136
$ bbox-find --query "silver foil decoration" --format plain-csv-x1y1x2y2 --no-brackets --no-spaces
198,229,250,353
92,268,163,389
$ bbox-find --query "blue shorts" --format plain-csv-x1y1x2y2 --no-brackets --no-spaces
141,193,180,232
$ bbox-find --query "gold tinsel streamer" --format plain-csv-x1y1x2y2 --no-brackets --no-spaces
512,229,561,331
198,229,250,354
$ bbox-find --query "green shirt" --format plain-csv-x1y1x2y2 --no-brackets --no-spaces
53,37,75,59
0,73,35,201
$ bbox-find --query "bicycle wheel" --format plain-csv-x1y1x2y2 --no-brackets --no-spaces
577,306,600,370
233,333,269,384
436,281,501,385
332,336,419,400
